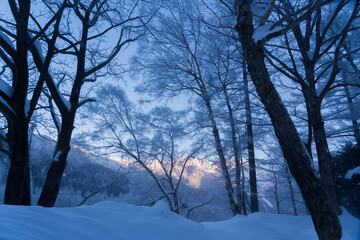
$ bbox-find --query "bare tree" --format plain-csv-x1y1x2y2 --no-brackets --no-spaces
265,0,360,214
86,85,201,214
0,0,67,205
133,0,245,215
32,0,144,207
234,0,342,239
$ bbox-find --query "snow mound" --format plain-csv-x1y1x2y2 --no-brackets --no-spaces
0,202,358,240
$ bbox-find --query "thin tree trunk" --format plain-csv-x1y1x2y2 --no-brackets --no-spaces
243,59,259,212
139,161,175,212
223,86,242,214
304,100,313,159
240,152,247,215
285,164,297,216
273,171,280,214
235,1,342,239
203,94,239,215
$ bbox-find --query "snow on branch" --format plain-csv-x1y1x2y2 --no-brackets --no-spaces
253,23,283,42
0,29,16,60
252,0,330,43
0,30,15,50
0,95,16,117
30,33,45,63
0,78,14,98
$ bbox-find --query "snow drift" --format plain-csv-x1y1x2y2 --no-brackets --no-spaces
0,201,358,240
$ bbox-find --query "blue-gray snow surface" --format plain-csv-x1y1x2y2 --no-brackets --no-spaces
0,201,359,240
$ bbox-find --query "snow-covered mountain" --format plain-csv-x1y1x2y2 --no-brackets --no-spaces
0,134,232,221
0,134,307,221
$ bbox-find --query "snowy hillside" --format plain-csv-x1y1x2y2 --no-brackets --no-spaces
0,134,233,221
0,201,359,240
0,134,307,221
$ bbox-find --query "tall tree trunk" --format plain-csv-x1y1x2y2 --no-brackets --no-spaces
203,94,239,215
223,86,242,214
235,1,342,239
243,59,259,212
4,0,31,204
38,115,74,207
240,152,247,215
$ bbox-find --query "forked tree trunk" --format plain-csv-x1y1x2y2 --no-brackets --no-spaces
235,1,342,239
292,11,341,216
38,11,89,207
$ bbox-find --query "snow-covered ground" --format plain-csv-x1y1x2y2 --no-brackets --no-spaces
0,201,358,240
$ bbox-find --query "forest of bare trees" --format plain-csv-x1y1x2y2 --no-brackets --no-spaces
0,0,359,240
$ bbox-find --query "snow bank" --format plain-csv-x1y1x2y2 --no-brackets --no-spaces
0,202,358,240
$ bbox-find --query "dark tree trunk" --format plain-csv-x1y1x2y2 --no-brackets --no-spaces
243,59,259,212
235,1,342,239
38,115,73,207
302,65,340,216
4,118,30,205
291,3,342,216
311,102,340,215
4,0,31,205
38,11,89,207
